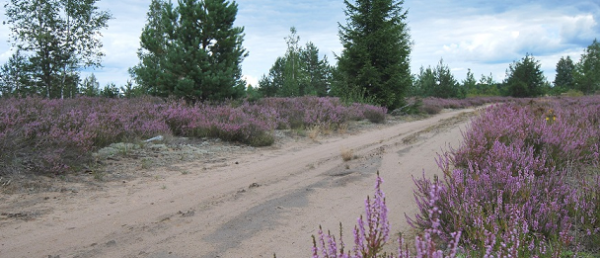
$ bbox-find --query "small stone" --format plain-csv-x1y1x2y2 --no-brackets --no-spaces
105,240,116,247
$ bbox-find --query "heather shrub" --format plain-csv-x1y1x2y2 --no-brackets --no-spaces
1,96,387,174
410,96,600,255
362,105,387,123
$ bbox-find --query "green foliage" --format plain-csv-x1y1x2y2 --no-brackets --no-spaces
504,53,546,98
4,0,111,99
0,50,33,97
130,0,248,102
129,0,169,96
81,73,101,97
413,59,465,99
100,83,121,98
462,68,477,94
554,56,575,89
244,84,262,102
573,39,600,95
258,27,332,98
466,73,500,97
335,0,412,110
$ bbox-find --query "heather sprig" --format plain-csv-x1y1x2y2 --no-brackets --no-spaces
312,174,458,258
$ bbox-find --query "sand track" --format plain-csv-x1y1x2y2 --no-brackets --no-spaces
0,108,478,258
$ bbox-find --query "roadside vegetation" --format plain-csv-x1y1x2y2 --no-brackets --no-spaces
0,96,387,175
314,96,600,257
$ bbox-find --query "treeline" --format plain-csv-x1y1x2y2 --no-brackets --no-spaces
1,0,599,110
409,39,600,99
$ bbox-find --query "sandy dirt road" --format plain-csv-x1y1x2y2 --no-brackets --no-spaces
0,108,478,258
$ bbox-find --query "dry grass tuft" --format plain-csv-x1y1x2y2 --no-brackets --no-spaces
308,125,320,142
338,123,348,135
341,147,354,161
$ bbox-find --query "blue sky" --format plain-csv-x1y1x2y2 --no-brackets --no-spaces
0,0,598,88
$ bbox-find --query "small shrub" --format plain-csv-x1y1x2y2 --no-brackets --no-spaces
422,104,442,115
341,148,354,161
363,106,387,123
248,132,275,147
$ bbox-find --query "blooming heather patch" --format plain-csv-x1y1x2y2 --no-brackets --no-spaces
0,96,387,174
416,96,521,115
410,96,600,256
311,174,460,258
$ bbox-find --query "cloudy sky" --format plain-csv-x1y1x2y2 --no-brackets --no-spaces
0,0,598,88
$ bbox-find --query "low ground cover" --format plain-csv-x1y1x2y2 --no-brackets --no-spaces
0,96,386,175
314,96,600,257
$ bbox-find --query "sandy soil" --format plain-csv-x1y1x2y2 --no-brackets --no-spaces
0,108,480,258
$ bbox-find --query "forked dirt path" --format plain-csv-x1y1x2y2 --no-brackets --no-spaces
0,108,480,258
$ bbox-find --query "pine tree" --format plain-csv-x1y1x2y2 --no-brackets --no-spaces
158,0,247,101
574,39,600,95
431,59,463,99
504,53,546,98
336,0,412,109
553,56,575,90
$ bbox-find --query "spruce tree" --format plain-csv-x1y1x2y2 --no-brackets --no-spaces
553,56,575,90
302,42,332,97
129,0,170,96
336,0,412,109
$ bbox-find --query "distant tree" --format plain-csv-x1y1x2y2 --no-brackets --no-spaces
0,50,33,97
573,39,600,95
258,27,332,97
81,73,100,97
412,66,435,97
129,0,169,96
413,59,463,99
335,0,412,109
258,57,286,97
462,68,477,95
244,84,262,101
301,42,332,97
281,27,304,97
4,0,111,98
100,83,120,98
504,53,546,98
431,59,464,98
553,56,575,90
475,73,500,96
120,80,146,98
